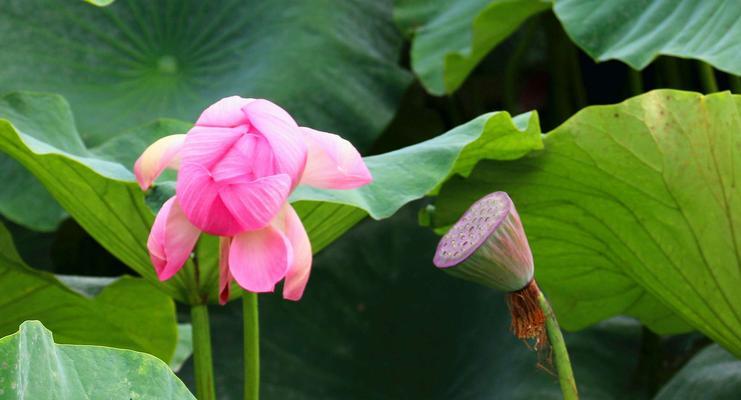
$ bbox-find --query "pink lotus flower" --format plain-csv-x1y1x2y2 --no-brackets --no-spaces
135,96,372,303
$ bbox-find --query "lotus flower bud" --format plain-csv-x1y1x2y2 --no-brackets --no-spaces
433,191,534,292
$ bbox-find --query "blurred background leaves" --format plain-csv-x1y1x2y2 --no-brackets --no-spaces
0,0,411,231
0,0,410,147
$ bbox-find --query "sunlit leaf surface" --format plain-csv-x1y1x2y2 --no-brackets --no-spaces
434,90,741,356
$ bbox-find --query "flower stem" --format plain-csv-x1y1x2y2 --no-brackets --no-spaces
536,291,578,400
504,19,536,113
730,75,741,94
628,68,643,96
698,62,719,93
659,57,682,89
191,304,216,400
243,292,260,400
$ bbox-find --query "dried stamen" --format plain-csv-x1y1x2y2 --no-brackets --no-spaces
506,280,547,350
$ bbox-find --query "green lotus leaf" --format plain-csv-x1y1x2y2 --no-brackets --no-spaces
0,0,412,231
0,0,409,148
654,344,741,399
0,221,178,362
0,321,194,399
434,90,741,356
396,0,550,95
554,0,741,74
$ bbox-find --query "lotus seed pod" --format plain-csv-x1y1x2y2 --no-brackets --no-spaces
433,191,534,292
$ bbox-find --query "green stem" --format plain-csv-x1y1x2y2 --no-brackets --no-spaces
730,75,741,94
628,68,644,96
636,327,662,396
659,57,682,89
698,62,719,93
504,20,536,113
566,43,587,109
243,292,260,400
537,291,578,400
547,16,572,124
191,304,216,400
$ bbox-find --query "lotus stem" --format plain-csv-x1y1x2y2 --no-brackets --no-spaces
660,57,683,89
567,43,587,108
536,289,578,400
698,62,719,93
243,292,260,400
504,20,536,113
191,304,216,400
730,75,741,94
628,68,643,96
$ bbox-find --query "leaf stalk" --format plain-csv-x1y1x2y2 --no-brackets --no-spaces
191,304,216,400
537,290,579,400
243,292,260,400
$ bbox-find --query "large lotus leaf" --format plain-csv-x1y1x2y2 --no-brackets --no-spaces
0,92,197,302
179,207,649,399
394,0,449,36
654,344,741,399
433,90,741,356
554,0,741,74
0,156,65,231
0,321,194,399
0,0,410,149
83,0,114,6
0,0,410,231
0,117,189,233
395,0,550,95
0,220,178,362
0,91,543,303
290,108,544,252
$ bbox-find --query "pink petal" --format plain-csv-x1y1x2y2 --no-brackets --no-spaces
242,99,307,187
219,237,233,305
147,197,201,281
176,163,292,235
229,225,293,293
179,125,245,168
134,134,186,190
275,204,313,301
218,174,293,231
299,127,372,189
209,133,276,183
195,96,254,128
